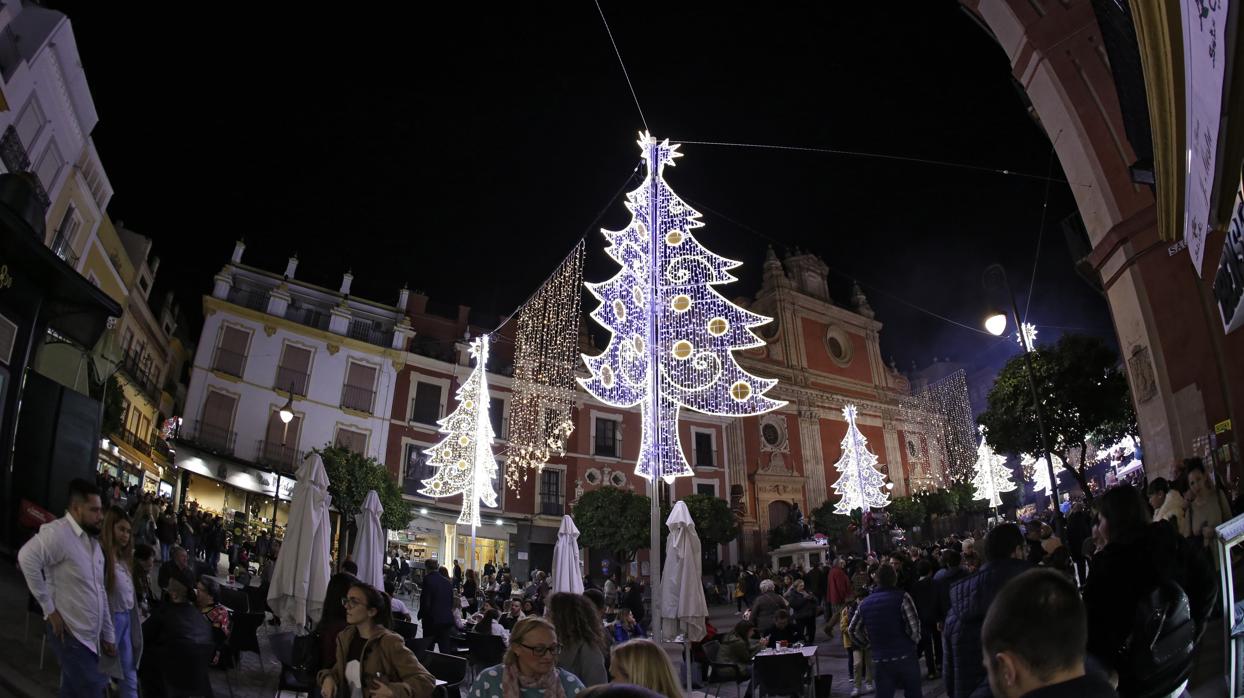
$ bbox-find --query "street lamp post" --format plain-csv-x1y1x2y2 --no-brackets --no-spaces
273,383,296,536
982,264,1066,542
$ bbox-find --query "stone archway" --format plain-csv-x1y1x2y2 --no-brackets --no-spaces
767,500,792,531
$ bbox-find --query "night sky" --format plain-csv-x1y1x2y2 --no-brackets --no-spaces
46,1,1116,380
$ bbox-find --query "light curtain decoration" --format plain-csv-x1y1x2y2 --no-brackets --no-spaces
420,336,499,526
504,241,584,494
831,404,891,514
580,133,785,482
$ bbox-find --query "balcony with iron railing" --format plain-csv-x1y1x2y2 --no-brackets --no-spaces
211,346,246,378
51,235,79,268
118,427,153,457
539,497,565,517
285,302,332,332
176,419,236,456
254,439,303,474
274,365,310,397
347,317,394,347
227,285,270,313
340,383,375,414
119,350,161,399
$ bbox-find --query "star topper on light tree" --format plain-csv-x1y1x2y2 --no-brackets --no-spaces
830,404,891,553
580,132,786,640
972,426,1017,511
419,335,499,565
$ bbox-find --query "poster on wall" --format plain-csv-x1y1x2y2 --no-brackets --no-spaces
1181,0,1232,275
1213,165,1244,333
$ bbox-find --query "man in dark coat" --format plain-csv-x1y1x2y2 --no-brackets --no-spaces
943,524,1031,698
418,559,455,652
982,569,1117,698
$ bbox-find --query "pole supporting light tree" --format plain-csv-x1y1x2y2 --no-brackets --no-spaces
830,404,891,554
580,133,786,639
982,263,1065,542
419,335,499,568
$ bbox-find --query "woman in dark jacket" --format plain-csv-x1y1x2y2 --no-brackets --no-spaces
783,579,817,644
314,572,361,670
462,569,479,615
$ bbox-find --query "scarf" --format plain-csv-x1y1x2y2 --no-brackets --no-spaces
500,661,567,698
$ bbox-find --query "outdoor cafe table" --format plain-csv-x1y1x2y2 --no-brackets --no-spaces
751,645,821,698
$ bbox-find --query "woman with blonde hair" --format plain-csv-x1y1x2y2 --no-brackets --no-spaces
609,638,683,697
100,506,142,697
468,616,586,698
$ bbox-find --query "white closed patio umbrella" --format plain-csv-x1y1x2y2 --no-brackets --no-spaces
267,453,333,631
352,490,385,589
551,515,584,594
660,500,708,693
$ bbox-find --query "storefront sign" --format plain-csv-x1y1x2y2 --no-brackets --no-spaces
177,453,297,499
1216,419,1234,434
1181,0,1231,275
1213,166,1244,332
18,499,54,528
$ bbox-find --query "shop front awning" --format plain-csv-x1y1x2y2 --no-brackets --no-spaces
0,175,121,348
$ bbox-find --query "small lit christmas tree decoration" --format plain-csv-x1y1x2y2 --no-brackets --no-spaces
831,404,891,515
1016,322,1038,351
1020,452,1062,496
419,335,498,527
505,241,584,494
580,133,786,482
972,426,1017,507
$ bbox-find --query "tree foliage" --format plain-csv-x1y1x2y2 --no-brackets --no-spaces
574,486,651,562
811,500,855,540
918,489,959,516
317,444,413,532
887,496,927,530
979,334,1135,498
676,493,740,548
91,373,124,437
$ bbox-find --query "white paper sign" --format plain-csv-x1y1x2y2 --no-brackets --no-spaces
1181,0,1231,275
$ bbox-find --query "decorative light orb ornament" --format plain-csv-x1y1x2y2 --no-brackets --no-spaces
580,133,786,482
419,336,499,526
1016,322,1038,351
971,426,1017,507
1020,452,1061,496
830,404,892,515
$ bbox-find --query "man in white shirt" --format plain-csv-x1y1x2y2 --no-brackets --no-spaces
19,478,116,697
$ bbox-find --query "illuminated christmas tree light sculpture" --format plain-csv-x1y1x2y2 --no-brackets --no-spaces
420,336,499,528
580,133,786,483
972,426,1017,508
831,404,892,515
1020,452,1061,497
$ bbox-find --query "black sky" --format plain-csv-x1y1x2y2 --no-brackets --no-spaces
46,1,1116,378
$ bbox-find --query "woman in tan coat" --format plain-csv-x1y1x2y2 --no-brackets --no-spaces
318,581,436,698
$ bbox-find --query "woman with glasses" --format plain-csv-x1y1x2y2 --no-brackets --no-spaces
318,581,435,698
468,616,587,697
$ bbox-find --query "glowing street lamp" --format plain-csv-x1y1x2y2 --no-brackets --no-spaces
278,383,295,444
982,264,1064,542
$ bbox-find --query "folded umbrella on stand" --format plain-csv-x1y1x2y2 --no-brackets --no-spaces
660,500,708,694
551,515,584,594
267,453,333,632
353,490,385,589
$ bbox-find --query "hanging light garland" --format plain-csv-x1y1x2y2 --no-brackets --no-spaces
504,241,585,494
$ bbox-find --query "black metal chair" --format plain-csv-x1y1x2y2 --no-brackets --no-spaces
752,652,811,698
423,651,468,695
393,619,420,644
269,631,319,696
229,612,264,663
464,632,506,684
701,640,747,698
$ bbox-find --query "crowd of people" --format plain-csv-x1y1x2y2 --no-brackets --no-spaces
20,454,1237,698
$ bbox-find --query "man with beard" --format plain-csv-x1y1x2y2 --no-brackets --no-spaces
20,478,117,696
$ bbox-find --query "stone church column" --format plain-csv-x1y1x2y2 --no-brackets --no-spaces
798,410,827,509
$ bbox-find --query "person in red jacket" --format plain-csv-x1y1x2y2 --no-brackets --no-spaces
825,556,851,639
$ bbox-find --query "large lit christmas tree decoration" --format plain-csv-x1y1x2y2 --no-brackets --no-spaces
504,241,584,494
972,426,1017,507
419,335,499,526
831,404,891,515
580,133,786,482
1020,452,1061,496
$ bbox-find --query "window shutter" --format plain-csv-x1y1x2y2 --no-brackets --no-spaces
202,391,236,431
346,361,376,388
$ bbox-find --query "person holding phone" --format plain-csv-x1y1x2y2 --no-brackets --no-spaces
318,581,435,698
